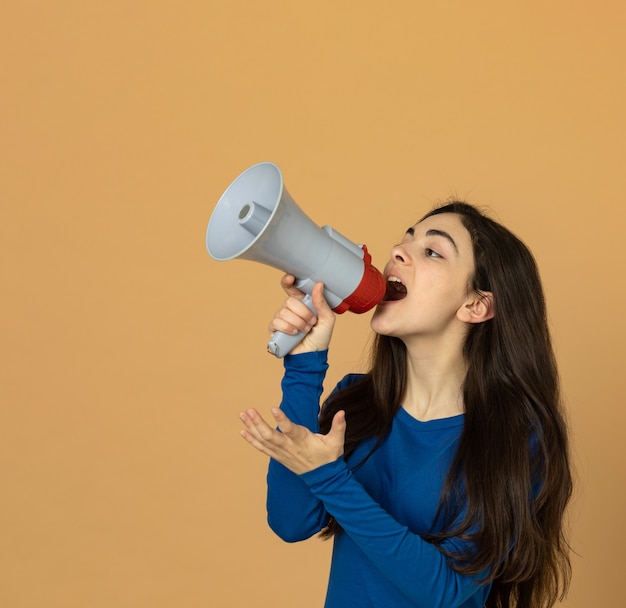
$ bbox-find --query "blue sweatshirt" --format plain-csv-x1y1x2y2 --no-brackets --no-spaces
266,351,491,608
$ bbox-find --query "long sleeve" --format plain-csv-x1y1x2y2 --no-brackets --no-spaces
265,353,491,607
265,351,332,542
299,457,490,608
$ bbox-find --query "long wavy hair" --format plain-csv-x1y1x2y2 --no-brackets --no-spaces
318,202,572,608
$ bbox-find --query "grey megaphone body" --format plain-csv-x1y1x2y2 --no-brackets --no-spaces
206,162,386,357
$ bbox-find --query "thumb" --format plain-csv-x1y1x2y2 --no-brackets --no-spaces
311,282,334,319
297,281,336,353
328,410,347,445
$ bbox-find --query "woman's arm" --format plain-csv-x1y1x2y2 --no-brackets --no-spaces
240,407,490,608
250,276,338,541
300,458,490,608
264,351,332,541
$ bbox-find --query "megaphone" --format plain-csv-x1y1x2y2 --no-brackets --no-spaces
206,162,386,357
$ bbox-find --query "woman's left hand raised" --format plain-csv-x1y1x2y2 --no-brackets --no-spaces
239,407,346,475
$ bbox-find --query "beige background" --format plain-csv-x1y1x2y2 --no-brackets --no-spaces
2,2,625,606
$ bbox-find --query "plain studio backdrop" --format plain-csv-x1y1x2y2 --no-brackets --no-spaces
1,2,625,606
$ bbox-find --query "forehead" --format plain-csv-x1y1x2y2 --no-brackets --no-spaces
413,213,472,250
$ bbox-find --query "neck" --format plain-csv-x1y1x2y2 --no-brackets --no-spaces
402,337,467,422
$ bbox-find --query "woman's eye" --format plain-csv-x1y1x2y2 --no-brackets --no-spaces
425,248,442,258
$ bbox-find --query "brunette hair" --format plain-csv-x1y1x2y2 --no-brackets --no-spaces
319,202,572,608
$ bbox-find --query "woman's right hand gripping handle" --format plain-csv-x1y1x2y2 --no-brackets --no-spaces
268,275,336,356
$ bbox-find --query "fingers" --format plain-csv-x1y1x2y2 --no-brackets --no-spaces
270,276,318,336
270,407,308,440
280,274,305,297
269,296,318,336
238,408,307,471
239,408,281,455
280,274,331,319
271,407,292,432
238,408,346,474
239,408,303,446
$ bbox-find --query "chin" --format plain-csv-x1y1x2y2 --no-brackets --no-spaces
370,314,397,338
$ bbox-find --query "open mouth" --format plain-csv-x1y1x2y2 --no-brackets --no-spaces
383,276,407,301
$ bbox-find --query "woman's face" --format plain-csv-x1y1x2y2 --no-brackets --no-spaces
370,213,477,345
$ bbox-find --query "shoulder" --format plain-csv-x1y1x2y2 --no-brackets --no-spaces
335,373,367,391
325,372,367,403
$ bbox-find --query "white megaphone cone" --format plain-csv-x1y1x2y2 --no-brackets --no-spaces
206,162,386,357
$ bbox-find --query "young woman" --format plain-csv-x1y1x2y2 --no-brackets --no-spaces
239,202,572,608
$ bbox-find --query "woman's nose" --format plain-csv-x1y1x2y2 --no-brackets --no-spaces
390,244,407,263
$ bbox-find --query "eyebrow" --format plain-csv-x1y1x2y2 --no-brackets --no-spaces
401,225,460,256
405,226,459,253
426,229,458,253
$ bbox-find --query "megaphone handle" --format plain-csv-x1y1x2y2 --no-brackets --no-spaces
267,293,317,358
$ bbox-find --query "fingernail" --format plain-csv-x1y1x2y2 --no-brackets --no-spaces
303,324,312,333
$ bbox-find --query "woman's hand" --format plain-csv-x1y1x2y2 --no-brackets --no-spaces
239,407,346,475
269,275,336,354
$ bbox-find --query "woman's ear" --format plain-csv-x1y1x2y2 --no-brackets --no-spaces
457,291,495,324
